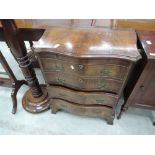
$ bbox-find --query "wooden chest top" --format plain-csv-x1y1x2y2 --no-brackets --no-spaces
34,27,141,61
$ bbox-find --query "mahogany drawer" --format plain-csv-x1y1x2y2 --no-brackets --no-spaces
48,85,118,107
39,58,128,80
50,98,114,124
44,72,123,93
37,52,130,66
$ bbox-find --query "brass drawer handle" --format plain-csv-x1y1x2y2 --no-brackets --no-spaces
78,64,84,70
56,77,65,84
59,93,66,97
50,64,64,72
100,81,107,89
96,99,105,104
101,69,112,75
55,64,64,72
92,109,101,114
61,104,67,108
79,78,84,83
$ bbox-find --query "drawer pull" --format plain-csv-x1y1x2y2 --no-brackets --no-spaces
56,77,65,84
53,64,64,72
100,81,107,89
59,93,66,97
78,64,84,70
96,99,105,104
92,109,101,114
79,79,84,89
79,78,84,83
101,69,112,76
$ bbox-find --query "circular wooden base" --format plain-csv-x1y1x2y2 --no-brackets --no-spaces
22,85,49,113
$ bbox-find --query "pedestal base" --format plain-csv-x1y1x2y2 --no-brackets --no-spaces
22,85,49,113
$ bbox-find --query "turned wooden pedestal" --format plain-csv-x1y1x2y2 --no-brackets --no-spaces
1,19,49,113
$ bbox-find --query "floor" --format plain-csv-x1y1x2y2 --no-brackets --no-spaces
0,42,155,135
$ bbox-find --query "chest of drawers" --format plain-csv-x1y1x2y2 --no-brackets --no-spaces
34,26,141,124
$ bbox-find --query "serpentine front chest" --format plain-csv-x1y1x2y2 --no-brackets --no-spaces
33,26,141,125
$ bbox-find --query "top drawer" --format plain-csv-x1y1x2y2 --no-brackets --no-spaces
39,57,129,80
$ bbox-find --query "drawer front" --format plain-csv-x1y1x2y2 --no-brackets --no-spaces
44,72,122,93
38,53,130,67
48,86,118,107
39,58,128,80
50,99,113,122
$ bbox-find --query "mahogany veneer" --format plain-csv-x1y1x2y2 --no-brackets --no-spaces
34,27,141,124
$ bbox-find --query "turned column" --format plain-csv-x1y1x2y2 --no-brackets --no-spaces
1,19,49,113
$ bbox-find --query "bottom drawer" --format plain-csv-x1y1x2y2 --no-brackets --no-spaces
48,85,118,107
50,99,114,125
